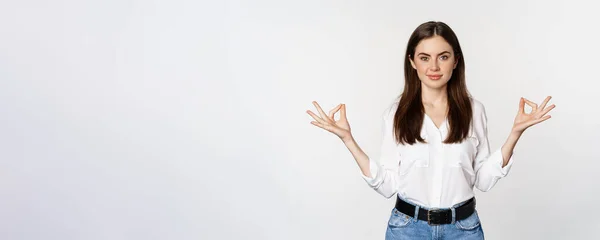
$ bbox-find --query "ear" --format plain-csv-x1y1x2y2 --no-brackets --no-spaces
409,55,417,70
453,56,459,69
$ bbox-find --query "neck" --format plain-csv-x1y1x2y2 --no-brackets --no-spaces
421,83,448,108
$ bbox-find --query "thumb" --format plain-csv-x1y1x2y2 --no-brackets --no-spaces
518,97,524,113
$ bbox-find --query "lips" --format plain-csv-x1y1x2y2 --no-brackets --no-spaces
427,74,442,80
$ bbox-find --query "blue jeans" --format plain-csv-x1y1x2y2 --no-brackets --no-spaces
385,198,484,240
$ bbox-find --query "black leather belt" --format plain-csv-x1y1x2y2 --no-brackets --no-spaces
394,196,476,225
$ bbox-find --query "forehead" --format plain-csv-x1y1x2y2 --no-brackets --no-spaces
415,35,453,54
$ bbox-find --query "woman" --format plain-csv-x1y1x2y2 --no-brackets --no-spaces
306,21,555,239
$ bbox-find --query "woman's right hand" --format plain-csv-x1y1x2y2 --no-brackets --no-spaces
306,101,352,141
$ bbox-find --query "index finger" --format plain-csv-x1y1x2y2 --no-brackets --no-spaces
522,98,538,111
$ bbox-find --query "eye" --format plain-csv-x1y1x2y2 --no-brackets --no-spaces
420,57,429,61
440,55,449,60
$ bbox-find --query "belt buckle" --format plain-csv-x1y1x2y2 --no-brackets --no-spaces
427,209,442,226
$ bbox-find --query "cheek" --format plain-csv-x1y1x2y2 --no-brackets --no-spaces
442,60,455,68
442,62,455,73
416,64,429,74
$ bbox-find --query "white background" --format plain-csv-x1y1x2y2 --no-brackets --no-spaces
1,0,598,239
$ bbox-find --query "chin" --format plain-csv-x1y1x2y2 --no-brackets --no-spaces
421,80,448,90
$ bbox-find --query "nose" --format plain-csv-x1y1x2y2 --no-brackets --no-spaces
429,59,440,71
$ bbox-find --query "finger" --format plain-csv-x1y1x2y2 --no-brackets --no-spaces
522,98,538,112
538,96,552,110
312,101,333,122
537,104,556,118
518,97,525,114
328,104,343,119
530,115,552,126
311,120,334,133
340,104,347,119
306,110,328,124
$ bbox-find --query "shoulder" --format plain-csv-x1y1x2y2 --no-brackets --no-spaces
468,96,489,133
382,96,401,121
469,96,486,116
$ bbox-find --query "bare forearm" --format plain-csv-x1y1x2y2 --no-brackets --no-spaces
342,136,372,177
500,130,523,167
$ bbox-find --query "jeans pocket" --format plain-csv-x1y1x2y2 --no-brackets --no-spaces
388,208,413,228
455,211,481,231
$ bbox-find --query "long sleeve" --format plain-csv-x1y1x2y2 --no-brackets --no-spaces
360,104,401,199
473,104,515,192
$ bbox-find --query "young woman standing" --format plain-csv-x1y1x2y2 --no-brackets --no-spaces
306,21,555,239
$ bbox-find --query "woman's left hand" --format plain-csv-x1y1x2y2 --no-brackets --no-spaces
512,96,556,134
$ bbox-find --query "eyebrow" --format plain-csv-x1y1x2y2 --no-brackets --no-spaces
417,51,451,56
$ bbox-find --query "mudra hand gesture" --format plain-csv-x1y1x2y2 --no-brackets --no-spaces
512,96,556,133
306,101,352,141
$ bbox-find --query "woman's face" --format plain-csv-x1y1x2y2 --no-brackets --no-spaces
409,35,458,90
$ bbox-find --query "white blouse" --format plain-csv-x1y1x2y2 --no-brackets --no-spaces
361,97,514,208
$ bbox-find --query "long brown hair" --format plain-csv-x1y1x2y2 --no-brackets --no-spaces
394,21,472,145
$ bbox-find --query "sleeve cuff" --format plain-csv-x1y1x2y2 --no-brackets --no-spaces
495,149,514,176
361,158,380,186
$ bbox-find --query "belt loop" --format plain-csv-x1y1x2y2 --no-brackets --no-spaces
414,205,420,222
451,207,456,224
